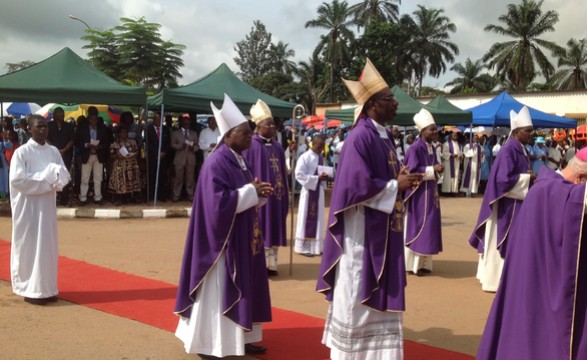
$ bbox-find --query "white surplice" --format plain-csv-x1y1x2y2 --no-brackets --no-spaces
10,139,70,299
460,143,483,194
322,120,404,360
294,149,325,255
476,173,530,292
441,140,462,193
198,127,221,161
175,155,265,357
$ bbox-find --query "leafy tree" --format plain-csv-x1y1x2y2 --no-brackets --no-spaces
270,41,297,76
406,5,459,96
348,0,401,32
296,56,331,114
305,0,356,101
249,72,305,103
5,60,35,73
351,19,416,87
482,0,563,90
234,20,274,82
551,38,587,90
446,58,497,94
82,17,185,91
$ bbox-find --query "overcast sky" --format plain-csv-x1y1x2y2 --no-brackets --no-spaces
1,0,585,90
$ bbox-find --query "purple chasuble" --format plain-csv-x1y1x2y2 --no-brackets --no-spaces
469,137,531,258
303,154,324,239
462,143,482,188
174,143,271,329
404,138,443,255
243,134,289,247
476,167,587,360
317,116,407,312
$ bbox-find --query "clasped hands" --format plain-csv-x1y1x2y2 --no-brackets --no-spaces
253,177,274,198
398,166,424,191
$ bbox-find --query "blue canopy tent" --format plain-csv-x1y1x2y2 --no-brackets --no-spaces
466,91,576,128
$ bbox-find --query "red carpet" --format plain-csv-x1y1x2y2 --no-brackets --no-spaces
0,240,472,359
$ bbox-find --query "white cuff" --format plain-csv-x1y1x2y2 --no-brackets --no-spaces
236,183,259,213
362,180,398,214
504,173,530,200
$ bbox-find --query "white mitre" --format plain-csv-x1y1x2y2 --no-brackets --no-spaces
510,105,533,130
210,93,248,137
413,108,436,131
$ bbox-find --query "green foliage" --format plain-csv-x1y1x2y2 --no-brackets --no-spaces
81,16,185,91
348,0,401,32
482,0,563,90
551,38,587,90
5,60,36,73
305,0,356,102
446,58,497,94
233,21,275,82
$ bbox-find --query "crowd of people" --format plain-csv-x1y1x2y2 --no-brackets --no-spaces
7,58,587,360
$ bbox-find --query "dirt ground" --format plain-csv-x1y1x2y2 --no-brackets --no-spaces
0,196,494,359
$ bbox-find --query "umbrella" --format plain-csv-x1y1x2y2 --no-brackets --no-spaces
5,102,41,118
326,119,342,128
302,115,325,126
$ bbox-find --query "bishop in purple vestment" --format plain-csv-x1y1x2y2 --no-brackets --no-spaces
404,109,444,275
476,152,587,360
174,94,273,357
316,58,423,360
243,100,289,276
469,106,536,292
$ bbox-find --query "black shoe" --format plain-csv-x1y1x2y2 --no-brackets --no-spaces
267,269,278,277
94,200,102,205
301,253,314,258
47,296,59,302
24,297,49,306
197,354,222,360
79,201,87,206
245,343,267,354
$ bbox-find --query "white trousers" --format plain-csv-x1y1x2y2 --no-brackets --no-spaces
80,154,103,201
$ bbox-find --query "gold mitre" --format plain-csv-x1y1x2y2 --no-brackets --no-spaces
250,99,273,125
342,58,389,105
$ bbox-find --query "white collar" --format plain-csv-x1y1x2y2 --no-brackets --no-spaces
371,119,389,139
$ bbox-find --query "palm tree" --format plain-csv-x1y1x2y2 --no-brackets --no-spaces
446,58,497,94
482,0,563,90
296,56,330,114
270,41,297,75
305,0,355,101
407,5,459,96
348,0,401,32
551,38,587,90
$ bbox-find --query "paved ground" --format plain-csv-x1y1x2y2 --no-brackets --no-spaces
0,195,494,359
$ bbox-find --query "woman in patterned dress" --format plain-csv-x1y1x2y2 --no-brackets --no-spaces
108,126,141,205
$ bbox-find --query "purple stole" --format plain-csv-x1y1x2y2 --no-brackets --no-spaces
469,138,531,257
448,140,462,178
317,116,406,312
243,135,289,247
404,139,442,254
174,143,271,329
462,143,482,188
304,154,323,239
476,168,587,359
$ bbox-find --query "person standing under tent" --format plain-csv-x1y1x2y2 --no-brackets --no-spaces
460,134,484,195
441,130,462,195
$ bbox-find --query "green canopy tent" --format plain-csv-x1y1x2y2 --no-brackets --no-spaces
148,63,295,117
0,47,146,105
325,86,471,126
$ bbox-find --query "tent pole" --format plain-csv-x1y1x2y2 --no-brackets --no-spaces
466,124,472,198
143,104,150,203
154,104,165,207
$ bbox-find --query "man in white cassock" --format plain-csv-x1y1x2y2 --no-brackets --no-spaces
294,133,328,256
442,131,463,195
198,116,221,162
460,134,484,195
469,106,535,292
10,115,70,306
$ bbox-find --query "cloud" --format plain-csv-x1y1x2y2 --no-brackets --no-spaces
0,0,585,91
